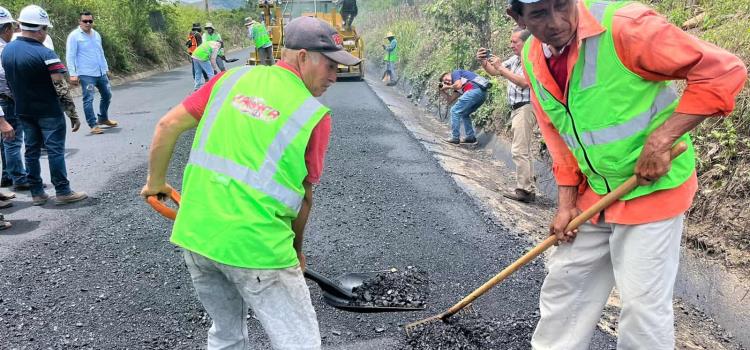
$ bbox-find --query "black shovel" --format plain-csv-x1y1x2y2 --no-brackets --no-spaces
304,268,426,313
145,194,423,313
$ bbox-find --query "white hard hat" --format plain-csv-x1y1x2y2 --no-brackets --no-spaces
18,5,53,31
0,6,14,25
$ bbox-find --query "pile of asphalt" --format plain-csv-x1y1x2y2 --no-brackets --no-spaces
351,267,428,308
402,312,537,350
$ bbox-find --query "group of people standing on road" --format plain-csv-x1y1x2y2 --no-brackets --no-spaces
0,5,119,229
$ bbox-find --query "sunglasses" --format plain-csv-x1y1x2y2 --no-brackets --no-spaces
81,20,94,24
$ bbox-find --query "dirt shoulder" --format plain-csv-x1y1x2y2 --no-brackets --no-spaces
366,76,747,349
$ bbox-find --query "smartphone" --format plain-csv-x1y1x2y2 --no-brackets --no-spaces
485,49,493,59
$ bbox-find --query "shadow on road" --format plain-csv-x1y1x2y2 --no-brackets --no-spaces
0,219,41,236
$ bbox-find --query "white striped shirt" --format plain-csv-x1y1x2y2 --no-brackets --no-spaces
502,55,531,106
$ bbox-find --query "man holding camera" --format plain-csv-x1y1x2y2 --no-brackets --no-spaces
477,28,536,203
439,69,489,144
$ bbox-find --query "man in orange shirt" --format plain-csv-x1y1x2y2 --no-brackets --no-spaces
507,0,747,349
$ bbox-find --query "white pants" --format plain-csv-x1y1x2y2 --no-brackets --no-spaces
531,215,684,350
183,250,321,350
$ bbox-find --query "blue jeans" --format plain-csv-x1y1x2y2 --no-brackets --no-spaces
450,88,487,140
21,116,72,197
193,58,215,90
0,98,28,185
80,75,112,128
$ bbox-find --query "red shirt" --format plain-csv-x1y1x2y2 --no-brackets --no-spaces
525,1,747,224
181,62,332,184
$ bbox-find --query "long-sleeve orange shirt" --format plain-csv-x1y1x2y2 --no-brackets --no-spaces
524,1,748,225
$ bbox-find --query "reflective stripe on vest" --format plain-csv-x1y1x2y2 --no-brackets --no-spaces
580,1,608,89
187,66,324,211
559,86,679,149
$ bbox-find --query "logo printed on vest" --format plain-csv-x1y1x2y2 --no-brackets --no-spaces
232,95,280,122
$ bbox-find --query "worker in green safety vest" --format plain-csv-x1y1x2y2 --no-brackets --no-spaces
245,17,274,66
202,22,227,71
382,31,398,86
190,40,221,91
505,0,747,349
141,16,360,350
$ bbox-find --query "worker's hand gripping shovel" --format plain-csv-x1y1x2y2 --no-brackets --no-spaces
404,142,688,334
146,188,181,221
144,187,423,313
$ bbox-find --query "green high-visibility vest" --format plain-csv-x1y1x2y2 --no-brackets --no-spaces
251,23,272,49
384,38,398,62
171,65,330,269
522,0,694,200
192,41,217,62
203,32,224,56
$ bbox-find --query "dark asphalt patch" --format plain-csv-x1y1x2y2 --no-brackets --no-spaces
402,312,538,350
352,267,428,308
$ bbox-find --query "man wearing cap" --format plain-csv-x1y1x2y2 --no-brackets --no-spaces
202,23,227,72
141,16,360,349
245,17,274,66
382,32,397,86
506,0,747,349
2,5,87,206
190,40,221,90
66,11,118,135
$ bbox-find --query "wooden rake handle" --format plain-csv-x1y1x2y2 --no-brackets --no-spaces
146,188,181,221
442,142,688,318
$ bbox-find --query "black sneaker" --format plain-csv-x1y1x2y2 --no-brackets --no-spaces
443,138,460,144
502,189,536,203
462,137,477,144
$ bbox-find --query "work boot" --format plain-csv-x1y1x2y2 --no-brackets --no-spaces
90,126,104,134
503,188,536,203
32,193,50,206
462,136,477,144
0,178,11,187
55,191,88,205
99,119,119,127
443,138,460,144
0,191,16,201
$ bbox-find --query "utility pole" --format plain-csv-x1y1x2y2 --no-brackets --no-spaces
204,0,210,15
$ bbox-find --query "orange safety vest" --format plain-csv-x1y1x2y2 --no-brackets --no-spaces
187,32,199,54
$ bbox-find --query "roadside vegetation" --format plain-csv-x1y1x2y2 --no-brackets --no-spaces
4,0,251,74
359,0,750,270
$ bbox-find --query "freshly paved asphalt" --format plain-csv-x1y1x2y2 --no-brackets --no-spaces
0,55,615,349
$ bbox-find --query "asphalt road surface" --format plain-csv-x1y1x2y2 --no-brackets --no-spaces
0,56,616,349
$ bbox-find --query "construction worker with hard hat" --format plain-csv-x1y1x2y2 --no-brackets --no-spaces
141,16,360,349
2,5,87,207
382,31,397,86
504,0,747,349
245,17,274,66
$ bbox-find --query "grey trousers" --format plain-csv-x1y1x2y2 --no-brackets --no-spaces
531,215,684,350
183,250,321,350
258,46,275,66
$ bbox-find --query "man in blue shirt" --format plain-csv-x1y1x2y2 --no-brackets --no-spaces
2,5,87,206
66,11,118,135
439,69,489,144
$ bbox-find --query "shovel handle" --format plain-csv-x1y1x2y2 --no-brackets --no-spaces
442,142,688,319
146,188,181,221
